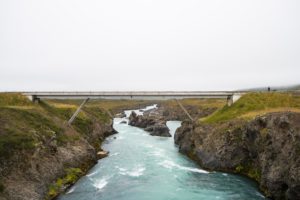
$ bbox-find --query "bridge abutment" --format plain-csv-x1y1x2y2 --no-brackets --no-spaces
32,95,40,103
227,93,242,106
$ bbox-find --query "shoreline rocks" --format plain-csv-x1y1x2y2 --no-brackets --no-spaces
0,121,117,200
174,112,300,200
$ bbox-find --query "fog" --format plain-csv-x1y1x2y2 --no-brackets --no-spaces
0,0,299,91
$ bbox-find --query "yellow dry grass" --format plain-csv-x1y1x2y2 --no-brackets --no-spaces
239,107,300,120
162,98,226,109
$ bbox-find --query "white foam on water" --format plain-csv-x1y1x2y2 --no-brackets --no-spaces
143,104,157,111
117,136,125,140
115,166,126,172
117,165,146,177
124,104,157,117
126,167,145,177
117,120,128,124
255,192,265,198
86,171,97,177
159,160,174,169
159,160,209,174
110,152,120,156
144,144,154,148
92,176,109,190
150,148,165,157
66,186,75,194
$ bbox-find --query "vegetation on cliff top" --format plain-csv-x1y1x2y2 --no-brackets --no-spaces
0,93,148,160
160,98,226,110
203,92,300,123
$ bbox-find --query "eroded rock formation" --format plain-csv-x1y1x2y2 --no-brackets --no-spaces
174,112,300,200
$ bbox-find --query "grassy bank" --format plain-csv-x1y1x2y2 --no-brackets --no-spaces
202,92,300,123
0,93,153,160
46,168,83,199
160,98,226,110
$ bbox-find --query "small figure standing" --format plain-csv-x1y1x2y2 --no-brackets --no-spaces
268,87,271,92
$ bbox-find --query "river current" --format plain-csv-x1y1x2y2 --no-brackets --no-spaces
58,105,265,200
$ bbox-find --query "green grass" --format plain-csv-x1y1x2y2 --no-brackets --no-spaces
203,92,300,123
0,93,33,107
160,98,226,110
38,101,75,120
0,107,63,158
0,93,148,160
46,168,83,199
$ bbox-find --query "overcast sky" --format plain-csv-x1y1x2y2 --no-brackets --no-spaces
0,0,299,91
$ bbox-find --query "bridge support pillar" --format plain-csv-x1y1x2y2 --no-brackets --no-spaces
227,93,242,106
104,109,114,119
68,98,90,125
32,95,40,103
227,95,233,106
175,99,194,122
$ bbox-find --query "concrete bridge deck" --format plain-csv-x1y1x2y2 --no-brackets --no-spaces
23,91,243,101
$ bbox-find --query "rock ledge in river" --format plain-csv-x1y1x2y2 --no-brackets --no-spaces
97,151,109,159
145,125,171,137
129,111,171,137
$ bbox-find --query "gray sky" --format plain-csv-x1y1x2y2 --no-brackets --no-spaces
0,0,299,91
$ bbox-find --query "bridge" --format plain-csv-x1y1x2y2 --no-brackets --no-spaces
23,91,243,103
23,91,244,124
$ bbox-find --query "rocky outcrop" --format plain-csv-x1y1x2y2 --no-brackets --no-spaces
128,111,171,137
97,150,109,159
129,111,156,128
144,125,171,137
0,120,116,200
174,112,300,200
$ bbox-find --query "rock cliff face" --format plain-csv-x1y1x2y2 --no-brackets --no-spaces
174,112,300,200
0,120,116,200
128,111,171,137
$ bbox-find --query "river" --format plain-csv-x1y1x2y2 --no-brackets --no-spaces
58,105,265,200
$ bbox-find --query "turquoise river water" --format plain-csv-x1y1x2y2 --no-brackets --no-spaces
58,106,265,200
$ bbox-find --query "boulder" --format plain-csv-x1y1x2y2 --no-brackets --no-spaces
97,151,109,159
145,124,171,137
128,111,138,126
129,110,172,137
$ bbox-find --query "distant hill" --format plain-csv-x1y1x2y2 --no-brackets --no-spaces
288,85,300,90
